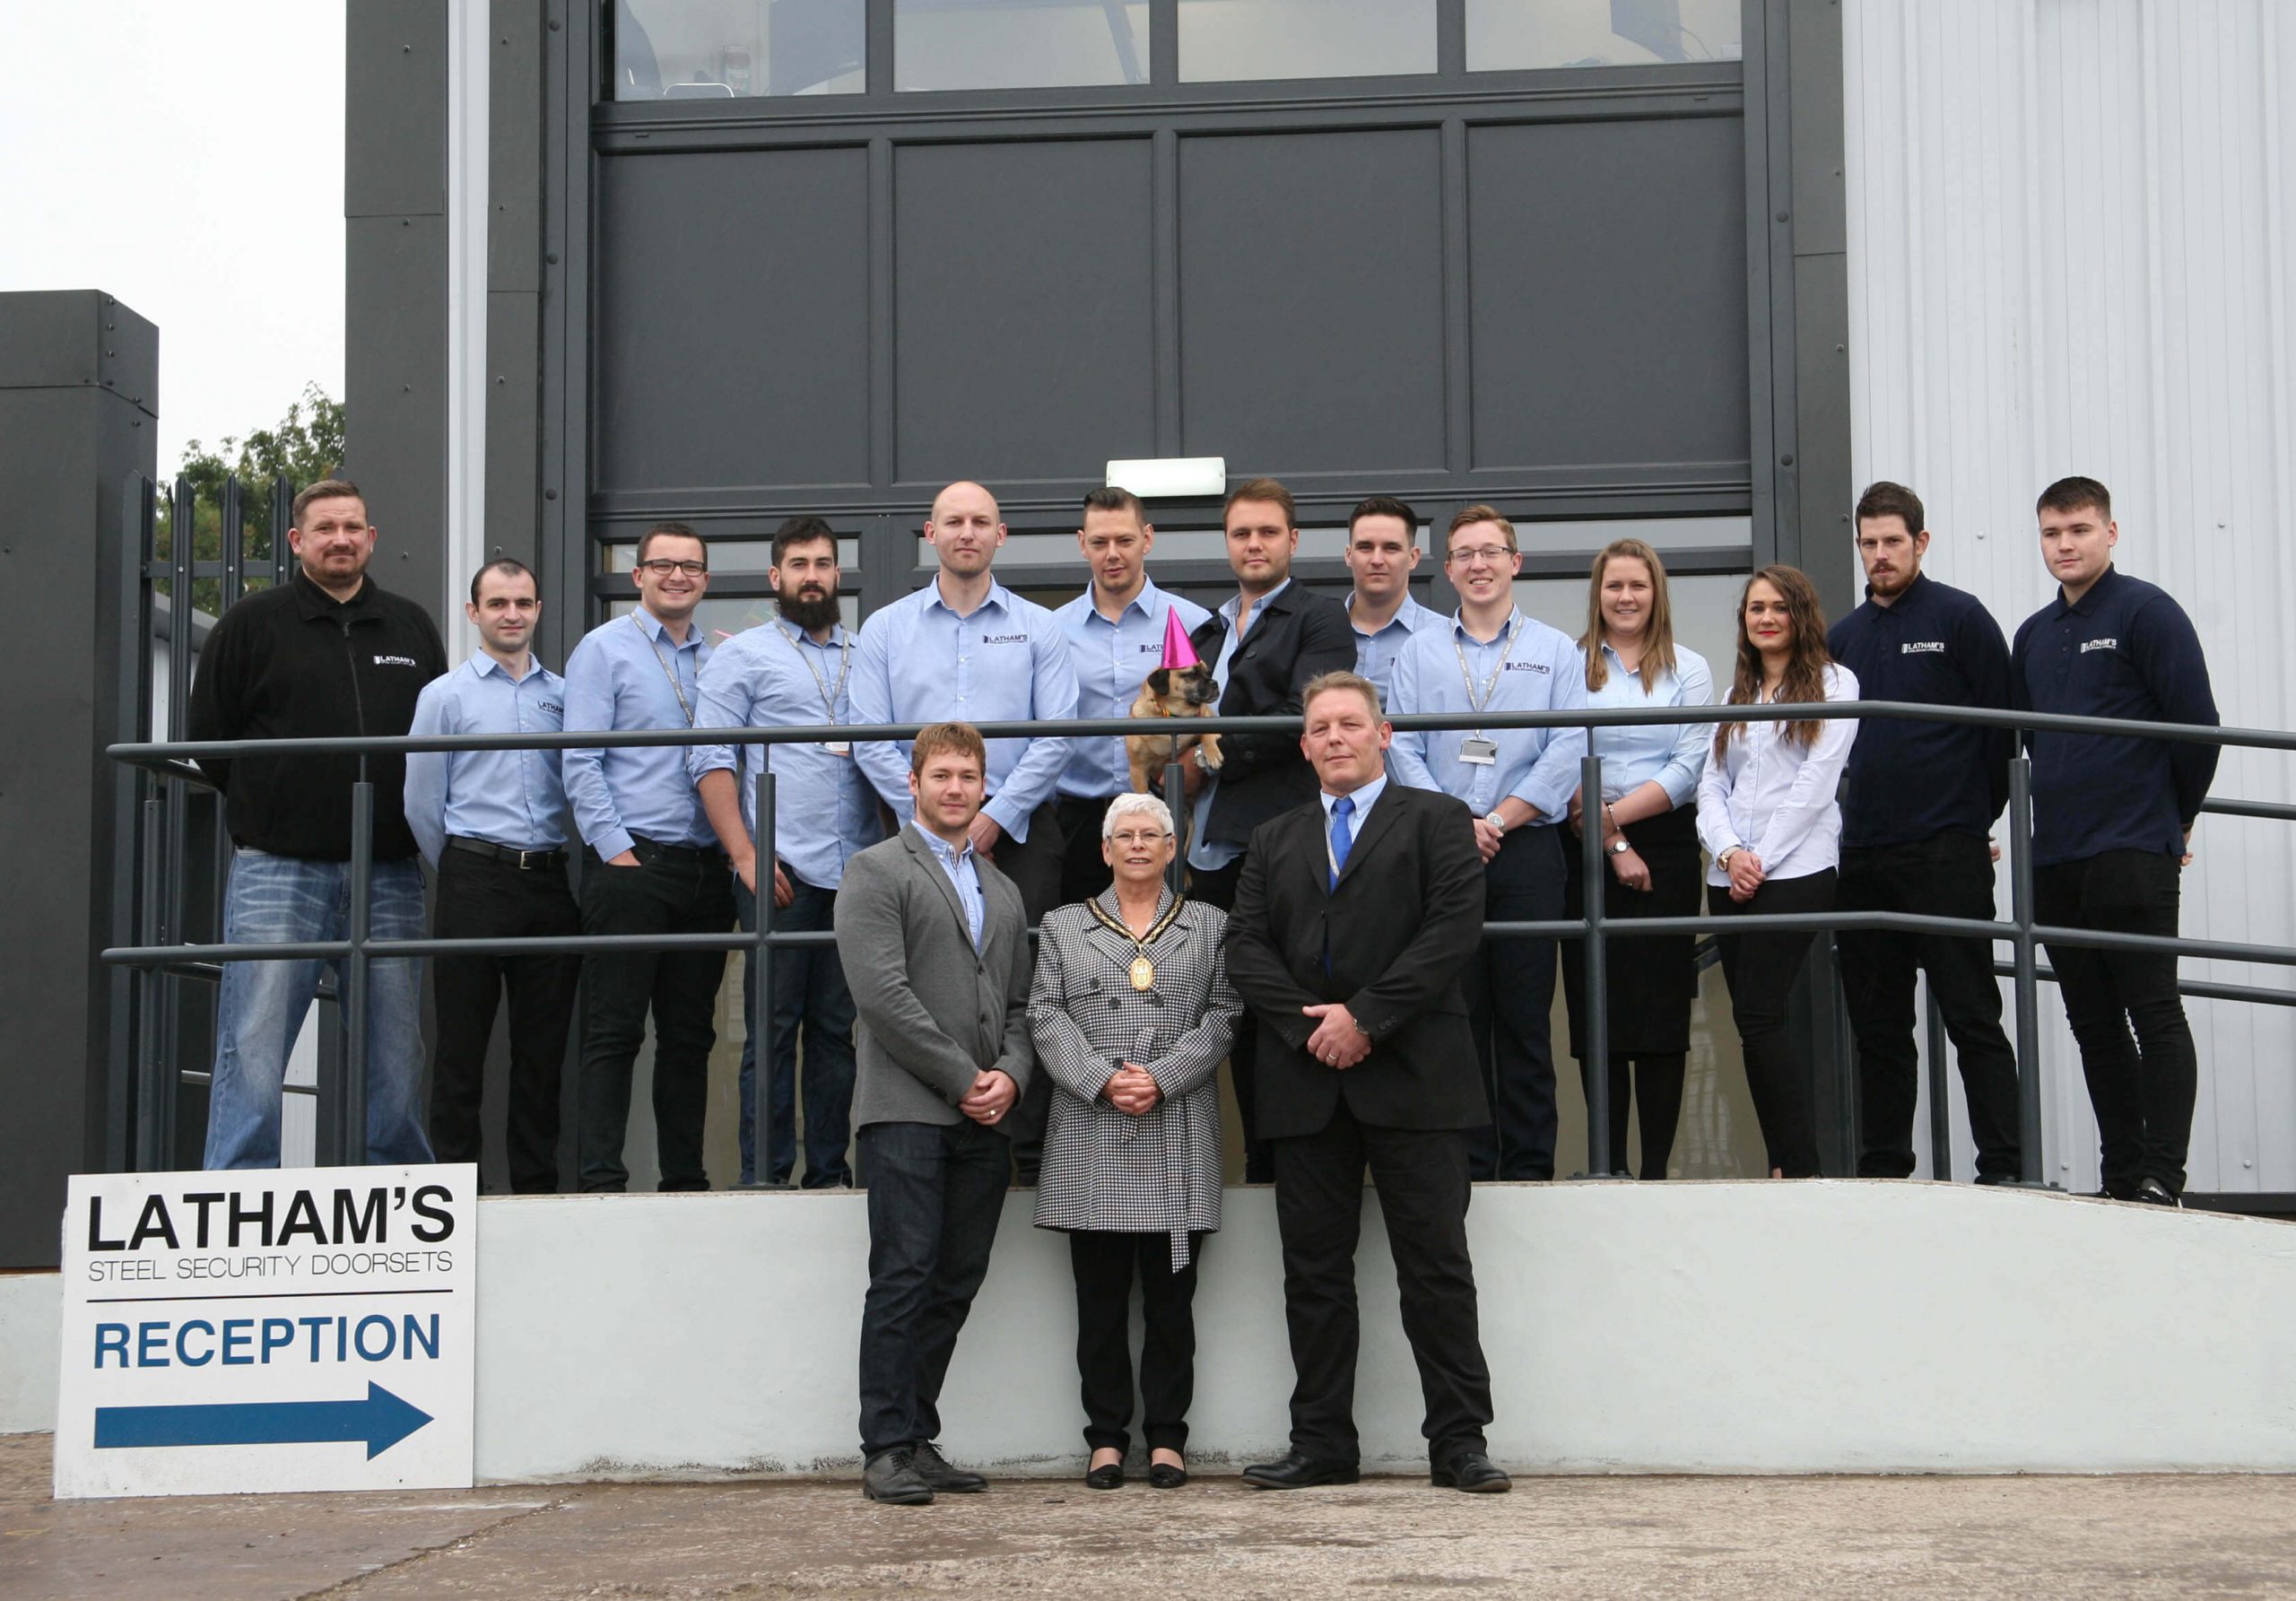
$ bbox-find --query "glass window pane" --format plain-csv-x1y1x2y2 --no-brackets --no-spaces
613,0,865,100
1465,0,1743,71
1178,0,1437,83
896,0,1151,91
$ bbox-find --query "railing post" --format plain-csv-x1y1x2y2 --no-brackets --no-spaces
1163,742,1187,901
1580,752,1612,1177
2007,756,2046,1185
1925,984,1952,1181
747,766,782,1188
343,777,374,1166
135,792,170,1172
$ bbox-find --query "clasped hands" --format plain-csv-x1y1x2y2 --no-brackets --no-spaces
959,1069,1017,1126
1724,847,1766,903
1101,1062,1163,1116
1301,1002,1370,1070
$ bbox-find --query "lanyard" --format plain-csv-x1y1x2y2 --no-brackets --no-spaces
632,613,697,727
1452,613,1526,735
772,619,850,725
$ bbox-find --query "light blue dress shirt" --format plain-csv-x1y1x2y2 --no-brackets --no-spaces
850,580,1080,841
1186,579,1292,873
561,606,716,860
1387,607,1589,822
1053,579,1213,800
1347,590,1438,706
687,618,883,891
403,653,570,866
916,822,986,949
1318,772,1387,860
1584,641,1714,808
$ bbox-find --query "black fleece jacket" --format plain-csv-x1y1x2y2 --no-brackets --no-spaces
187,570,447,861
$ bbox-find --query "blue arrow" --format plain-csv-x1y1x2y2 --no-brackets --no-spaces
94,1381,433,1460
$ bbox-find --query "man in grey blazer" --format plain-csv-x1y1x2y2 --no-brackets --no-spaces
835,720,1035,1505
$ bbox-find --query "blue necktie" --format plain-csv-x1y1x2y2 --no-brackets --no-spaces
1327,795,1354,891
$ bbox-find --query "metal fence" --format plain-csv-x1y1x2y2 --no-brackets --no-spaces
102,697,2296,1189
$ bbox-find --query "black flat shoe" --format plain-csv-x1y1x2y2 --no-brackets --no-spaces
1148,1461,1187,1489
1241,1451,1358,1490
1085,1461,1126,1490
1431,1450,1512,1493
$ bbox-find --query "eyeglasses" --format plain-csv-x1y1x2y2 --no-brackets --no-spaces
1108,830,1172,847
639,559,709,577
1446,545,1515,568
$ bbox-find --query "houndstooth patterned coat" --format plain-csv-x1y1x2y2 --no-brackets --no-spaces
1028,887,1242,1269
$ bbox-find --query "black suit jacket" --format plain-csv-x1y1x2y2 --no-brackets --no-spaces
1223,780,1488,1138
1190,586,1356,849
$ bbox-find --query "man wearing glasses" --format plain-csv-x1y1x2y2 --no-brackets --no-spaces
562,522,735,1192
1387,505,1587,1181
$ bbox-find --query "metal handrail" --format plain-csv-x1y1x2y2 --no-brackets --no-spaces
106,700,2292,1186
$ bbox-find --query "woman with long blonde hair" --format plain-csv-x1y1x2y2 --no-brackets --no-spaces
1562,540,1711,1179
1694,565,1858,1178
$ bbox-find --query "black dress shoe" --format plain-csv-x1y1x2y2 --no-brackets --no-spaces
862,1448,935,1505
2135,1177,2184,1208
912,1440,987,1492
1148,1461,1188,1490
1084,1460,1125,1490
1431,1450,1512,1493
1241,1451,1358,1490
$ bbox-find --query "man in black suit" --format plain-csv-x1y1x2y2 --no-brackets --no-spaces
1224,670,1509,1494
1183,476,1356,1180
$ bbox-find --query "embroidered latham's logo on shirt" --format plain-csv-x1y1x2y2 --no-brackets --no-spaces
372,655,419,667
1900,640,1946,654
2081,638,2118,654
980,633,1031,645
1501,661,1549,674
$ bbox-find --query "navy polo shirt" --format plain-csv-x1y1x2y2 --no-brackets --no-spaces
2010,565,2220,867
1827,571,2013,848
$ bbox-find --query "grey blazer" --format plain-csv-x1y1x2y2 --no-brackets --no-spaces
833,825,1034,1131
1027,889,1239,1267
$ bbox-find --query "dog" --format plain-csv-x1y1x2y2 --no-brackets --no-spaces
1126,663,1224,794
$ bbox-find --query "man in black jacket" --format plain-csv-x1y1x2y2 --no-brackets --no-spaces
187,479,447,1169
1224,671,1507,1494
1182,477,1355,1179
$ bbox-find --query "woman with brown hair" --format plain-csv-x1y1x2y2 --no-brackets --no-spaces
1562,540,1711,1179
1695,565,1858,1178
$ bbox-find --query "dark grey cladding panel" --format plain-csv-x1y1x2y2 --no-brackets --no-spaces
891,139,1155,485
1466,117,1749,474
595,147,871,493
1177,128,1445,474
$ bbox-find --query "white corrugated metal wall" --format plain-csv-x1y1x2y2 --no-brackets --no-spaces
1843,0,2296,1194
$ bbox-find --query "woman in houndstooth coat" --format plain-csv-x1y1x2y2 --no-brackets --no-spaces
1028,792,1242,1492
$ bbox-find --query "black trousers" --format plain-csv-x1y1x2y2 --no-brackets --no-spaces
1273,1102,1493,1465
1068,1230,1205,1455
576,840,734,1193
995,799,1065,1184
2035,848,2195,1196
428,847,582,1193
1464,826,1563,1181
1709,869,1834,1178
1190,857,1274,1182
1056,792,1120,909
857,1118,1011,1458
1838,832,2022,1182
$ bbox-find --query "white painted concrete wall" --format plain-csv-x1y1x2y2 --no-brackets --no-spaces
1844,0,2296,1194
18,1188,2296,1475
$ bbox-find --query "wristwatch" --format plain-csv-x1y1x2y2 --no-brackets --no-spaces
1483,811,1507,837
1608,838,1631,856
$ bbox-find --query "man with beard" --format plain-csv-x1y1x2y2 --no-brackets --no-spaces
694,517,882,1188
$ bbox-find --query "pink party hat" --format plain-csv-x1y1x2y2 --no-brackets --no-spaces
1161,606,1202,670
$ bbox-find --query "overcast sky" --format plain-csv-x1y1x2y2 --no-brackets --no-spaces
0,2,346,474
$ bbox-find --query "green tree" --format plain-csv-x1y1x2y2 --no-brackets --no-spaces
154,383,345,617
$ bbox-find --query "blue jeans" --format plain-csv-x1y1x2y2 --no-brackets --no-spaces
204,848,430,1170
856,1118,1011,1458
735,875,857,1187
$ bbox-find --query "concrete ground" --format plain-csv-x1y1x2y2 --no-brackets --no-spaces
4,1434,2294,1600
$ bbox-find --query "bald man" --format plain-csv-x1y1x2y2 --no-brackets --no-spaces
851,482,1081,1181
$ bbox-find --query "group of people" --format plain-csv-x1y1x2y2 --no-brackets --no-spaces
185,467,2220,1492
